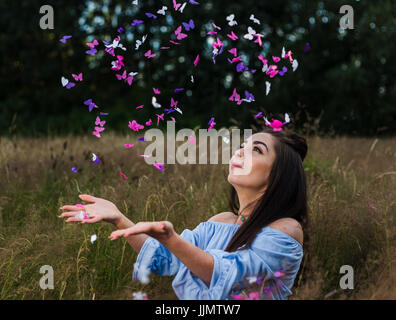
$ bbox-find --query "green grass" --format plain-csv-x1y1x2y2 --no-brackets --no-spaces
0,132,395,299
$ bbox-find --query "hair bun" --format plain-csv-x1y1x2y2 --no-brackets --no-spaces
288,133,308,162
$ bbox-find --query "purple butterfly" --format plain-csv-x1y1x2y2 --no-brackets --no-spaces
117,27,124,34
145,12,157,19
236,62,249,73
131,20,144,26
208,117,215,125
243,90,255,102
138,137,146,141
90,153,100,164
304,42,311,53
174,88,184,93
86,48,97,56
182,19,195,31
59,35,72,43
61,77,75,89
100,112,109,116
164,108,176,114
279,66,288,76
189,0,200,4
255,112,263,119
71,166,78,173
84,99,99,112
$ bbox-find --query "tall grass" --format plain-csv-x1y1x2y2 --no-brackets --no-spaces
0,131,395,299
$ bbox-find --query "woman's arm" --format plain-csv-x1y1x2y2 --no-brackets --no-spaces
160,232,214,286
110,221,214,286
112,215,149,254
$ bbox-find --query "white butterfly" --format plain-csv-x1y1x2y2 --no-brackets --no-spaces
222,136,230,144
132,0,138,5
179,2,187,13
262,64,269,73
152,96,162,108
90,234,97,244
174,107,183,114
282,47,286,58
249,14,261,25
284,113,290,123
265,81,271,96
226,14,238,27
157,6,167,15
292,59,299,72
105,38,126,51
92,153,98,162
243,26,256,40
191,75,194,83
135,34,147,50
61,76,70,87
129,71,138,77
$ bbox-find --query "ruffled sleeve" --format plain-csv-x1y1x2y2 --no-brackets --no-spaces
132,222,205,282
173,227,303,300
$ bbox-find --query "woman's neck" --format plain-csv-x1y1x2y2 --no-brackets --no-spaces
234,187,265,222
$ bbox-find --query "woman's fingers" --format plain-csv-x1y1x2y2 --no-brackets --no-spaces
60,205,82,211
79,194,97,203
81,216,101,224
59,211,80,218
66,217,83,223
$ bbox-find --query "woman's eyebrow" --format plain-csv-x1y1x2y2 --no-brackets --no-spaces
253,140,269,152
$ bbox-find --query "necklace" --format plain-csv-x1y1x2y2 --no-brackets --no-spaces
237,210,248,223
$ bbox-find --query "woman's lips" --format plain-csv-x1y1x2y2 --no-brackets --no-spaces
231,163,243,169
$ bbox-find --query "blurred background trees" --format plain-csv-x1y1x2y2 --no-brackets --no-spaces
1,0,395,136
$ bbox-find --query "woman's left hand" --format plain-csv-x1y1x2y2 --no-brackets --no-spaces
109,221,176,243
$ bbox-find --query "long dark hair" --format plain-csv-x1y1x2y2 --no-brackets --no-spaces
225,128,309,253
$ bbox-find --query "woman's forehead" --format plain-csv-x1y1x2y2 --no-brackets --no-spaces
247,132,274,146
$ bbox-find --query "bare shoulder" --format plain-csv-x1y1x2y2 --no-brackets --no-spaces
267,218,303,246
208,212,237,223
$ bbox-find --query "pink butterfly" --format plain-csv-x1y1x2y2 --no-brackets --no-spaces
72,73,83,81
153,88,161,95
116,70,127,80
258,55,268,66
174,26,187,40
170,117,176,123
189,136,196,144
120,172,128,179
193,54,200,66
86,39,99,49
95,116,106,127
228,48,237,57
153,162,165,171
173,0,182,11
92,131,101,138
156,113,164,125
144,50,156,59
124,144,134,148
171,97,178,108
227,31,238,41
145,119,152,126
125,74,134,86
169,40,180,45
264,113,290,131
94,126,105,133
272,56,281,63
228,56,242,64
111,56,125,71
283,50,294,63
207,31,217,35
128,120,144,132
212,22,221,30
92,126,105,138
212,37,223,50
136,105,144,109
229,88,243,105
254,34,263,46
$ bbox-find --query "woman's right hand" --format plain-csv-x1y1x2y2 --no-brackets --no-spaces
59,194,123,225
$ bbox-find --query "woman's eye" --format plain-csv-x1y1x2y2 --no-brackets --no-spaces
254,146,262,153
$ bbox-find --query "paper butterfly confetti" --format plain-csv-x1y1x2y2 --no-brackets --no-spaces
157,6,167,15
72,73,83,81
61,77,75,89
226,14,238,27
249,14,261,25
84,99,99,112
131,19,143,26
145,12,157,19
174,26,188,40
182,19,195,31
128,120,144,132
152,96,162,109
243,26,256,40
227,31,239,41
59,35,72,43
144,50,156,59
90,153,100,164
264,113,290,131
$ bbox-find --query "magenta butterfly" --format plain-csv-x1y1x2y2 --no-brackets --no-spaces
144,50,156,59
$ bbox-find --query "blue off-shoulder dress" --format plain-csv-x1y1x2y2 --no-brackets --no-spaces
132,221,303,300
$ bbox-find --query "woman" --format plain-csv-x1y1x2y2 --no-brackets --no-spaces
59,128,309,300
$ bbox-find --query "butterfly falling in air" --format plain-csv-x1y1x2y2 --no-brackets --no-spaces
61,77,75,89
264,113,290,131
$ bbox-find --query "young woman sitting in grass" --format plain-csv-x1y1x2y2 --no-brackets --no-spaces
60,128,308,299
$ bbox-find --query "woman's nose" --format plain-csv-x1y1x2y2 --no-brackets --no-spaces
235,146,244,157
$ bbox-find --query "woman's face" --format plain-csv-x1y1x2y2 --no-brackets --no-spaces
228,132,277,192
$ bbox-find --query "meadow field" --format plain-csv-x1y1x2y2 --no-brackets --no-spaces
0,132,395,300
